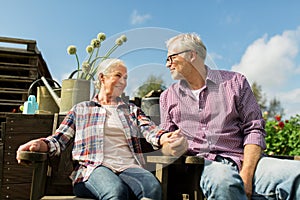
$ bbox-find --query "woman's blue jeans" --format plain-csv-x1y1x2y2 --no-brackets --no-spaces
73,166,162,200
201,156,300,200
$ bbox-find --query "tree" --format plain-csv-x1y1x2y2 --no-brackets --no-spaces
268,97,285,118
135,75,166,98
251,82,285,119
251,82,267,111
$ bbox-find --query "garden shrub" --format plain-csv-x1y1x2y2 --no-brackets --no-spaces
264,114,300,156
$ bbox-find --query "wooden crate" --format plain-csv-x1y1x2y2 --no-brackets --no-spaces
0,113,55,199
0,36,53,113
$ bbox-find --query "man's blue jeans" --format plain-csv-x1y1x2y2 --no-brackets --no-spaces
73,166,161,200
201,156,300,200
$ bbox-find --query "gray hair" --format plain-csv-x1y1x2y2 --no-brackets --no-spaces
95,58,126,89
166,33,207,60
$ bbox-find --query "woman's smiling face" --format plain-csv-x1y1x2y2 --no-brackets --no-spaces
101,64,128,97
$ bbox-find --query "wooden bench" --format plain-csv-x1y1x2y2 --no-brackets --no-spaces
18,150,205,200
18,149,300,200
16,112,300,200
147,155,205,200
15,110,205,200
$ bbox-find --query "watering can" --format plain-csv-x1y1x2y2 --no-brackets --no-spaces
40,77,61,107
40,76,92,114
28,77,61,114
22,95,39,114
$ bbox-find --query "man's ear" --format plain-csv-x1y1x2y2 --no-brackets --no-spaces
190,51,197,62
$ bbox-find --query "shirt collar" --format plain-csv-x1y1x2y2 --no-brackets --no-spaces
92,95,127,108
206,66,222,85
178,65,219,92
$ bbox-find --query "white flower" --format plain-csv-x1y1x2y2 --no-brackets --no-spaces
115,35,127,46
97,33,106,41
120,35,127,42
67,45,77,55
82,61,91,74
91,39,101,48
86,45,94,54
115,38,123,46
67,32,127,80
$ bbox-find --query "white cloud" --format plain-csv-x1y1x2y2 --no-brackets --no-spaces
232,30,300,87
279,88,300,103
278,88,300,117
232,27,300,117
130,10,151,25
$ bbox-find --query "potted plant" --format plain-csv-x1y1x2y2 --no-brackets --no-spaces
59,33,127,113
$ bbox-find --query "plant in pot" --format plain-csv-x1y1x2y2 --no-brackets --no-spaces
60,33,127,114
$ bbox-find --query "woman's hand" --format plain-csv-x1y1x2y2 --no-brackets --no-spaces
16,138,49,164
160,129,188,156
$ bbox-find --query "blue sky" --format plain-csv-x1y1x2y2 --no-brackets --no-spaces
1,0,300,118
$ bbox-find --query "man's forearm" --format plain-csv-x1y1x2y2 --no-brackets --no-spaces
241,144,262,177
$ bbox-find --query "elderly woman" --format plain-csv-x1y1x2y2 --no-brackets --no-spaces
16,58,187,200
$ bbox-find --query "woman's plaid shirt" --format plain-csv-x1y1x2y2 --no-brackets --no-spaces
45,97,166,184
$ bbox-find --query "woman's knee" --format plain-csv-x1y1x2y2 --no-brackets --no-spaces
143,177,162,197
75,180,130,199
120,168,162,199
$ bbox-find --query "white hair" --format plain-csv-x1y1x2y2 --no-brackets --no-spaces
95,58,125,89
166,33,207,60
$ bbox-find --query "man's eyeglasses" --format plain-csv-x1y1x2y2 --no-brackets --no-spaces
166,50,192,65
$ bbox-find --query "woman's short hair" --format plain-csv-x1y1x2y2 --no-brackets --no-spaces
95,58,125,89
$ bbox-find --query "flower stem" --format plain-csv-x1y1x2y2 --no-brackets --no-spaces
90,47,100,74
75,53,80,79
88,44,119,79
87,56,105,80
87,48,95,63
103,44,119,59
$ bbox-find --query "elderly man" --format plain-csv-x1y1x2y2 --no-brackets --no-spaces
159,33,300,200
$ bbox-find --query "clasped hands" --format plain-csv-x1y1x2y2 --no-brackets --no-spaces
160,129,188,157
16,130,189,163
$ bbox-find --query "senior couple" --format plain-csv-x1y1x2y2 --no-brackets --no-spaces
17,33,300,200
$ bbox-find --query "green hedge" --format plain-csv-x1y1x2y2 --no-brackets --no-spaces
264,114,300,156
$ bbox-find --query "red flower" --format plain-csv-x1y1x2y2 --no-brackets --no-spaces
275,115,281,121
278,121,285,129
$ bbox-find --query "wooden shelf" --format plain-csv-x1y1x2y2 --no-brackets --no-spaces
0,37,53,113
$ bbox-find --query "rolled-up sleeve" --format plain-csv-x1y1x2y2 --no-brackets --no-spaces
238,75,266,150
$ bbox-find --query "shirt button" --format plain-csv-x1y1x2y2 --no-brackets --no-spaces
202,127,206,130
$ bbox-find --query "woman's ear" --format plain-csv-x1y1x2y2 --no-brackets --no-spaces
99,73,104,81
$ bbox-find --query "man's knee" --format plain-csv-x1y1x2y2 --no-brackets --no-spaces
201,160,245,199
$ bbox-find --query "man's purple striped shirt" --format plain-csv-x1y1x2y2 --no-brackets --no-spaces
159,67,266,170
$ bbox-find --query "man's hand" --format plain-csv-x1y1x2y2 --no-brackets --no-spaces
160,129,188,156
240,144,262,199
16,138,49,164
239,169,253,200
